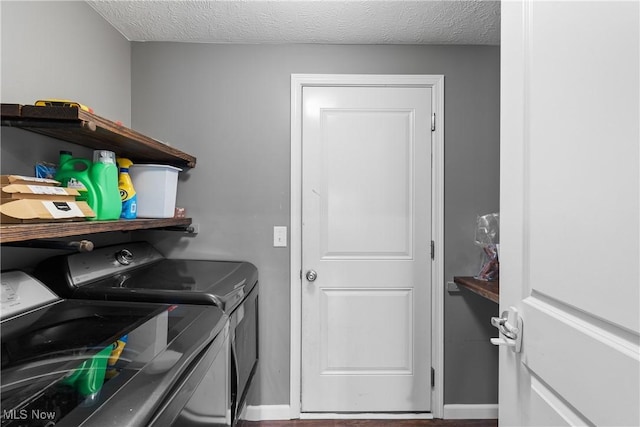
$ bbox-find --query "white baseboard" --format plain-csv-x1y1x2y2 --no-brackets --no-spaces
243,406,436,421
243,405,292,421
301,413,433,420
245,404,497,421
443,404,498,419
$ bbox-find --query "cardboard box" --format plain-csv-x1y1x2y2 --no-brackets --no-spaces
0,199,96,224
1,184,79,202
1,175,60,186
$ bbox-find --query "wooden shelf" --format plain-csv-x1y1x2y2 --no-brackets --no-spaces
453,276,499,303
1,104,196,168
1,104,198,243
0,218,192,244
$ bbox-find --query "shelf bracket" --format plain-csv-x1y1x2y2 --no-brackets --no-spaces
158,225,197,234
4,239,94,252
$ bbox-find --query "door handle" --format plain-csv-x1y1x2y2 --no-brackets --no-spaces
490,307,523,353
305,270,318,282
491,314,519,340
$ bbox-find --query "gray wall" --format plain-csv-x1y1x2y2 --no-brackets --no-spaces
0,1,499,409
130,43,500,406
1,1,132,268
1,1,131,125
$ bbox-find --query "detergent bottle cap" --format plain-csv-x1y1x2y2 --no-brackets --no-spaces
59,150,73,163
93,150,116,165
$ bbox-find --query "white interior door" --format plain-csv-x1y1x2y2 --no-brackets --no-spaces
499,1,640,426
301,86,432,412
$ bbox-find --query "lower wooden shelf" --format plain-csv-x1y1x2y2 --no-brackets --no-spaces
0,218,192,243
453,276,499,304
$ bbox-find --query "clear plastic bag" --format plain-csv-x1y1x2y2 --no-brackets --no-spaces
474,213,500,281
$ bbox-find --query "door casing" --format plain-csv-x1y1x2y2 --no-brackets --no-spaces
289,74,445,418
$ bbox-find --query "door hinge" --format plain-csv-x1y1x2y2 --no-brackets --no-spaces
431,367,435,387
431,113,436,131
430,240,435,260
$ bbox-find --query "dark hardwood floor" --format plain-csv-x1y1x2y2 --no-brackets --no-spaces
238,419,497,427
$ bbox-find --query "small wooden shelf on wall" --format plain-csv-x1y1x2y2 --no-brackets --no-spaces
453,276,499,304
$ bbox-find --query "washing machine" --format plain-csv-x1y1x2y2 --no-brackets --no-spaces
34,241,258,424
1,270,230,427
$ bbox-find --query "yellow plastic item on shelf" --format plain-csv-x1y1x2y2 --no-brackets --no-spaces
35,99,93,113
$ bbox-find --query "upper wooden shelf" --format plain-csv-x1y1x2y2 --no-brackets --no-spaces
453,276,499,303
1,104,196,169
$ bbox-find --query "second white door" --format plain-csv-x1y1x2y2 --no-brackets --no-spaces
499,1,639,425
301,86,432,412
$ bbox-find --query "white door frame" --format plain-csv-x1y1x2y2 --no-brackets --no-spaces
290,74,445,419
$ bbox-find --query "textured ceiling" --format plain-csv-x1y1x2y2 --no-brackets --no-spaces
86,1,500,45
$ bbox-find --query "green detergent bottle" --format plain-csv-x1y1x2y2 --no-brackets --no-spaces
55,150,122,220
91,150,122,220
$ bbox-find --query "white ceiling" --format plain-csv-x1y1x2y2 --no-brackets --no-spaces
86,1,500,45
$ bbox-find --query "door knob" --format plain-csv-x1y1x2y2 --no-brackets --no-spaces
305,270,318,282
